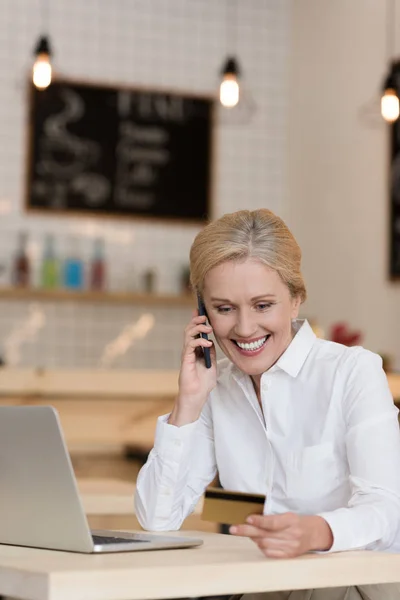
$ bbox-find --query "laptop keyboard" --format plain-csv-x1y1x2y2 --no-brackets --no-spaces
92,534,149,545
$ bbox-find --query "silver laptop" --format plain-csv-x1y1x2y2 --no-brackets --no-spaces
0,405,203,553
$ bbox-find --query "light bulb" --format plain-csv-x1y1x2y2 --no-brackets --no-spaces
220,74,239,108
219,57,240,108
32,36,52,90
33,53,52,90
381,88,399,122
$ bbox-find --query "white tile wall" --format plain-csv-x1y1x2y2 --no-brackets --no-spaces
0,0,289,368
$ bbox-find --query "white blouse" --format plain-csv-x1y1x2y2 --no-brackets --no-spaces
135,319,400,552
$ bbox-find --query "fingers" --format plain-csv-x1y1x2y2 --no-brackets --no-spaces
261,549,287,559
185,315,212,334
246,513,298,531
230,524,266,538
230,513,301,548
181,314,215,365
182,332,213,363
256,537,303,559
190,314,209,324
232,528,304,559
231,525,304,559
184,316,213,346
187,324,213,338
231,524,297,542
257,536,300,549
187,337,213,351
230,513,307,559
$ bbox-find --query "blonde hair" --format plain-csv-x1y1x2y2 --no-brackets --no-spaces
190,209,307,302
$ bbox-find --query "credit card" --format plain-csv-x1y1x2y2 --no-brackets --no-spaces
201,487,266,525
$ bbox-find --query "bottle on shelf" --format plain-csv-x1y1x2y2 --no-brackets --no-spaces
143,268,157,294
40,234,60,289
12,231,30,288
63,236,84,290
90,237,106,291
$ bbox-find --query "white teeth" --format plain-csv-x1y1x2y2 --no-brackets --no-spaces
236,336,268,351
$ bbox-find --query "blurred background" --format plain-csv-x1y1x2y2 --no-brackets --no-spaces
0,0,398,370
0,0,288,370
1,0,400,528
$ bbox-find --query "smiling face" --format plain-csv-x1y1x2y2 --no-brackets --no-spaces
203,258,301,379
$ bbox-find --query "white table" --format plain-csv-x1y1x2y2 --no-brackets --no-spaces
1,531,400,600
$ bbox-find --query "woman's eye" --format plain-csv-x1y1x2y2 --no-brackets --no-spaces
216,306,233,314
256,303,273,311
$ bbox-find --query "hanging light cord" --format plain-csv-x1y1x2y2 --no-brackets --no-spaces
225,0,238,57
41,0,50,32
386,0,396,65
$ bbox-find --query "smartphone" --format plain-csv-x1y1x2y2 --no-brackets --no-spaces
197,294,212,369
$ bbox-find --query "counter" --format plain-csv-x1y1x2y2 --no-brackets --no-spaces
0,368,179,450
0,368,399,452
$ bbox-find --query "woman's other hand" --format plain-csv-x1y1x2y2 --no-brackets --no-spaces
229,513,333,558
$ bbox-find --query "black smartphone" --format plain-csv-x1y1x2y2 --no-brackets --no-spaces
197,294,212,369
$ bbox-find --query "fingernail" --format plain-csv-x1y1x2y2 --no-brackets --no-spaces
246,517,253,524
229,526,237,534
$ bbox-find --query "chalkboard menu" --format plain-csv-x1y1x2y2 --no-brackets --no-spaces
26,79,213,221
390,119,400,277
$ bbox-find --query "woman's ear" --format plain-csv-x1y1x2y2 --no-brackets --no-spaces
291,295,301,319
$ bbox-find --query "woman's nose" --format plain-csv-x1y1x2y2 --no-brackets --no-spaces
233,312,258,339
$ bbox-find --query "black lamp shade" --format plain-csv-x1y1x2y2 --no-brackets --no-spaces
382,60,400,93
34,35,52,57
221,56,240,78
383,71,396,92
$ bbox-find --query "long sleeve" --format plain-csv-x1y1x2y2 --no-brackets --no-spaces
318,350,400,552
134,399,217,531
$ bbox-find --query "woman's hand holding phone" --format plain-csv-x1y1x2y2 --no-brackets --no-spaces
168,311,217,427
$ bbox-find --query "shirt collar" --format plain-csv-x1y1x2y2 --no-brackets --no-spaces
230,319,316,382
275,319,316,377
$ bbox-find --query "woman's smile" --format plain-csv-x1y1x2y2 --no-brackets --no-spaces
231,334,271,356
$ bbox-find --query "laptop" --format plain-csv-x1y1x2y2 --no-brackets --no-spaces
0,405,203,553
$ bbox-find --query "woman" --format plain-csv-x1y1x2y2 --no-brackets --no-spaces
135,209,400,599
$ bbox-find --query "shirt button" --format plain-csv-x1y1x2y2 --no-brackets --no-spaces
174,439,182,447
162,487,172,496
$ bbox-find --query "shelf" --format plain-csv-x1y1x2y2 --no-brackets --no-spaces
0,287,194,307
